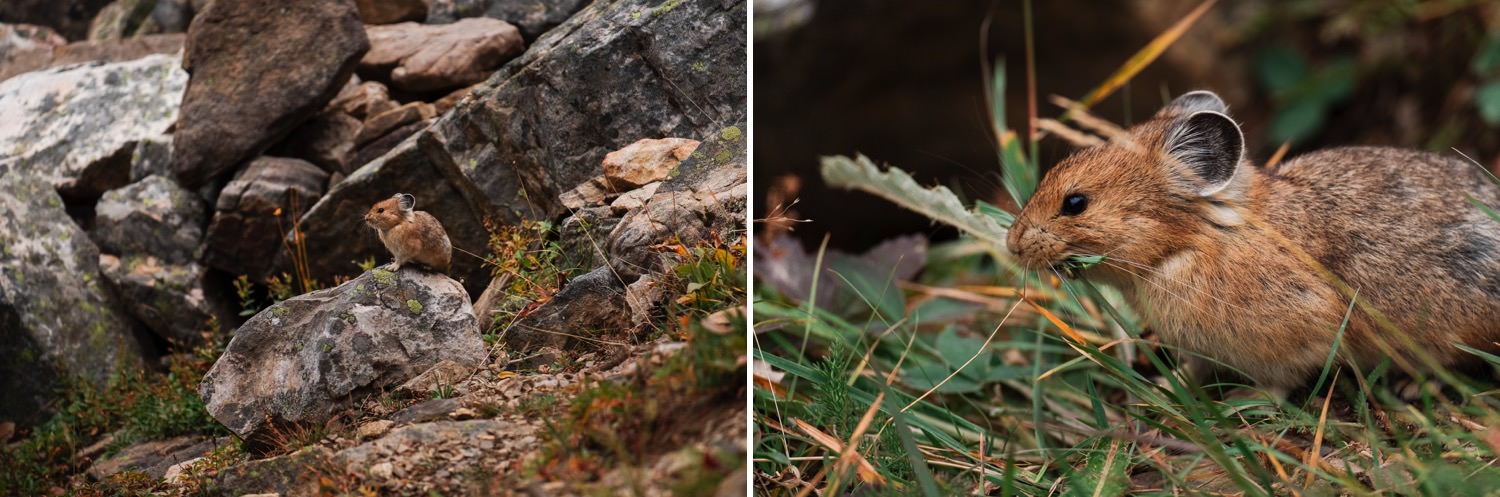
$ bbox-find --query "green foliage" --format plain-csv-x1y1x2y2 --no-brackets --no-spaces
0,339,229,496
1257,45,1356,144
483,219,584,330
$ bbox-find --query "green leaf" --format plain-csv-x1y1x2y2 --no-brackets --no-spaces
821,154,1009,248
1065,438,1131,497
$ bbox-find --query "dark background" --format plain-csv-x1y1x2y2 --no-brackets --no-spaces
753,0,1500,252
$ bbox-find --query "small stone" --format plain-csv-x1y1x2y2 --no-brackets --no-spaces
162,457,201,486
357,420,394,440
609,181,661,213
369,461,394,480
602,138,701,190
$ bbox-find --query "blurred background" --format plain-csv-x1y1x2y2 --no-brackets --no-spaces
754,0,1500,252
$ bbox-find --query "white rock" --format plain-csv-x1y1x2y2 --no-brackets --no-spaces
0,53,187,197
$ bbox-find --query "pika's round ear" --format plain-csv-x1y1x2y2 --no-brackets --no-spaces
1157,90,1228,118
397,193,415,212
1162,110,1244,196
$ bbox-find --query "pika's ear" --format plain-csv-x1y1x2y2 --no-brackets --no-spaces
397,193,415,212
1162,110,1244,196
1156,90,1228,118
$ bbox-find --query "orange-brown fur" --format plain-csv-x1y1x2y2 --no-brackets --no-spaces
1007,91,1500,395
364,194,452,273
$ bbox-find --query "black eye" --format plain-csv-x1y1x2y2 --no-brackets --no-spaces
1060,194,1088,216
377,208,385,213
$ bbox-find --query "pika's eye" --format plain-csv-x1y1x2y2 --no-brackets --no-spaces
1060,194,1088,216
377,208,385,213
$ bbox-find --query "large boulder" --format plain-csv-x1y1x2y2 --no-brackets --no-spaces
435,0,747,225
360,18,524,93
199,266,484,451
426,0,590,41
0,175,144,425
171,0,368,188
90,175,219,345
90,175,206,266
0,53,187,200
201,157,328,282
99,254,218,346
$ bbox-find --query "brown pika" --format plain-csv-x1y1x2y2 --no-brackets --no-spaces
364,193,452,273
1007,90,1500,397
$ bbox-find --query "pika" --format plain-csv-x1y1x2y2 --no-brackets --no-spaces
1007,91,1500,397
363,193,452,273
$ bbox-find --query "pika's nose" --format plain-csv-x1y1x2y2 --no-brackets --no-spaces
1006,223,1026,256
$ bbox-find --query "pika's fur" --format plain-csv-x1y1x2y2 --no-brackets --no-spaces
1007,91,1500,396
364,193,452,273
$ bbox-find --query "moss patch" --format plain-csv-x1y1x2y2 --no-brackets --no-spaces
372,268,396,286
719,126,742,141
406,299,423,315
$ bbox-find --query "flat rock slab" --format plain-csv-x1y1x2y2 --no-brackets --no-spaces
0,53,186,200
0,175,143,425
426,0,589,41
171,0,368,188
199,266,483,452
87,435,223,481
361,18,523,93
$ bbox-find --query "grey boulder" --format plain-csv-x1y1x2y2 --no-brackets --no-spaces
0,53,187,200
199,266,484,452
0,175,144,425
91,175,206,266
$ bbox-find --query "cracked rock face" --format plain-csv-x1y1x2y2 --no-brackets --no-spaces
0,53,187,200
0,174,144,425
199,267,484,452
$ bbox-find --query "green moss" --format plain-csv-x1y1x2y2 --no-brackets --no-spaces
340,312,357,325
713,149,733,164
651,0,682,16
406,299,423,315
719,126,743,141
271,306,290,317
691,61,707,73
372,268,396,286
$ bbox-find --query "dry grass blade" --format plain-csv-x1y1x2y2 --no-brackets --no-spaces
1305,369,1339,487
1026,298,1086,344
1050,95,1129,143
832,391,890,487
791,418,885,489
1068,0,1218,115
1266,141,1292,171
1037,118,1104,148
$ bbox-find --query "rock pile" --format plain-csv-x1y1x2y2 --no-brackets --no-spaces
0,0,746,493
